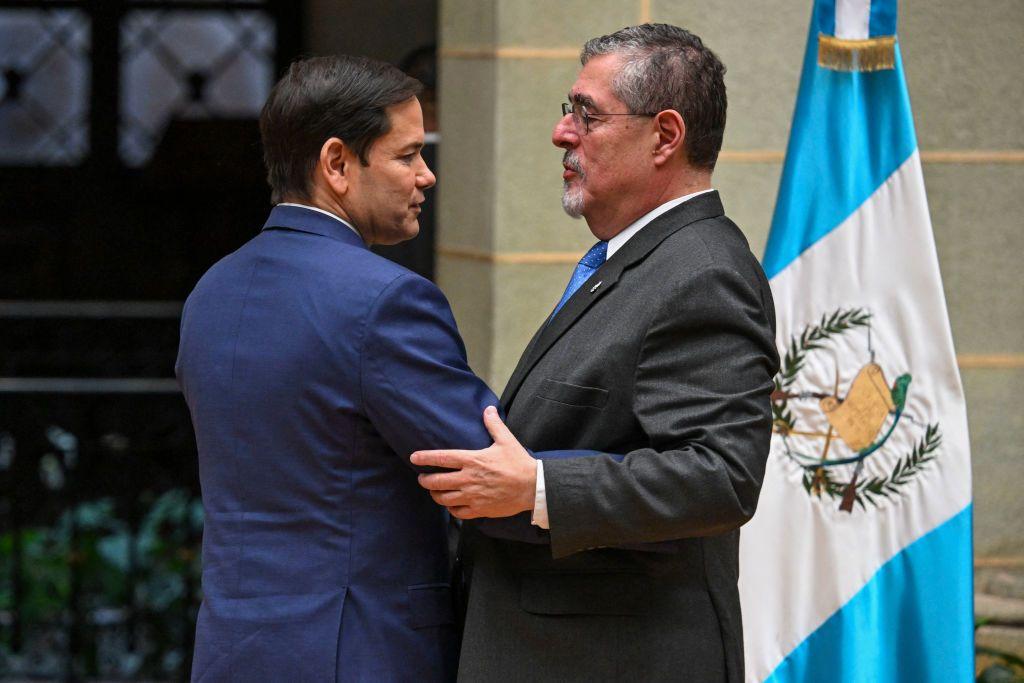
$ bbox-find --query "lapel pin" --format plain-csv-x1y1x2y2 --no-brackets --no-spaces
590,281,603,293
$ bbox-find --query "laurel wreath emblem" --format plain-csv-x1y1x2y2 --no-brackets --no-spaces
773,307,942,511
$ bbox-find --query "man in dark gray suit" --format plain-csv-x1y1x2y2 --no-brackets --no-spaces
414,24,779,681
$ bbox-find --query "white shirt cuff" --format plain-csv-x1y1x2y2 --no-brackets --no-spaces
530,459,550,529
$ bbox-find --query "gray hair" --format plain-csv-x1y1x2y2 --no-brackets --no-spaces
581,23,727,170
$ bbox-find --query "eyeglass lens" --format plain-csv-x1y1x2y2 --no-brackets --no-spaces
562,102,589,133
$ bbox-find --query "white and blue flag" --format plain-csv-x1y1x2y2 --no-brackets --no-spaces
739,0,974,680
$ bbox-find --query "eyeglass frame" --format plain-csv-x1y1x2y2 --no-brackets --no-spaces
561,101,657,134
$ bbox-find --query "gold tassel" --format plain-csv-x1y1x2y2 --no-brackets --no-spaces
818,34,896,72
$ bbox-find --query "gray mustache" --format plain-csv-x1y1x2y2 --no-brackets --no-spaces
562,151,584,176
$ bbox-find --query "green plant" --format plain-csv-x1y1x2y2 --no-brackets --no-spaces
0,488,204,679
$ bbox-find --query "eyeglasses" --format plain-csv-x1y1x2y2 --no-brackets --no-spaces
561,101,656,134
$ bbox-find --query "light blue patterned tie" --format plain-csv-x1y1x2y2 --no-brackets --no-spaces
551,240,608,318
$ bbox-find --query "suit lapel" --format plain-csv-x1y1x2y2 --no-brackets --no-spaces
500,325,546,406
500,263,622,407
500,191,725,409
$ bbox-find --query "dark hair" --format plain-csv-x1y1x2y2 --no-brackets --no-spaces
259,54,422,203
581,23,727,170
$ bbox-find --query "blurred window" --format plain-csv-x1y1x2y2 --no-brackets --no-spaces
120,9,274,166
0,9,91,165
0,1,275,169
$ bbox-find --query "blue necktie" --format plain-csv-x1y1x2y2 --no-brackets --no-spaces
551,240,608,318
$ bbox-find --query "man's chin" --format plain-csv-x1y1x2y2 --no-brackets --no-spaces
561,191,585,219
396,223,422,245
368,222,420,247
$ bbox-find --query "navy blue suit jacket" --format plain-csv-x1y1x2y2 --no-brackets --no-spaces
177,205,516,681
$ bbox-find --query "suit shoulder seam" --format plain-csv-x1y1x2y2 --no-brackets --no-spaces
357,271,412,415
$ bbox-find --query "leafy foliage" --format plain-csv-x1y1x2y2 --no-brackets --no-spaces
801,465,846,499
853,423,941,506
778,308,873,391
806,424,942,510
772,377,796,434
0,489,203,679
773,308,872,435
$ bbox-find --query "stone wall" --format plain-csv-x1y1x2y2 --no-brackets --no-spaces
434,0,1024,562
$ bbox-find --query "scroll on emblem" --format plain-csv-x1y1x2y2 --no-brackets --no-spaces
819,363,895,452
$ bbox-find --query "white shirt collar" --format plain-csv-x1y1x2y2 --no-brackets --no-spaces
606,189,715,259
277,203,361,238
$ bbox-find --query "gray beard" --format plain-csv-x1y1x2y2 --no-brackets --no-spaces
561,183,584,218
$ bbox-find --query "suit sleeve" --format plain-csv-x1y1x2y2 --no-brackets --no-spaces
542,263,779,559
361,273,620,546
361,273,498,464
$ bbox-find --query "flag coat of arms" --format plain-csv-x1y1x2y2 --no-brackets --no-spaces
739,0,974,680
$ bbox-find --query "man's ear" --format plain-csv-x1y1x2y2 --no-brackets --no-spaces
652,110,685,166
318,137,351,195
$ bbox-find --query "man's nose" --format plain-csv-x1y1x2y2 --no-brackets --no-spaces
552,114,579,149
417,159,436,189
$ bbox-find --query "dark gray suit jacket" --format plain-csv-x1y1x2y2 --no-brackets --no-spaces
458,192,779,682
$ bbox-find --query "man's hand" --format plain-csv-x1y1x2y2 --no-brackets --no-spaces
412,406,537,519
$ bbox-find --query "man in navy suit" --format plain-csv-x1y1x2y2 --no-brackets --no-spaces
176,55,542,682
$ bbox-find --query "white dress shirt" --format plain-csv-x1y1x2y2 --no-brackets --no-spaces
277,202,362,240
530,188,714,529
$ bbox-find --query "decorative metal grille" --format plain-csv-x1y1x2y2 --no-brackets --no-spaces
119,9,274,167
0,9,90,166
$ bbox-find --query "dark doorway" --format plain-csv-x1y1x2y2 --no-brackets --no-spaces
0,2,441,678
0,2,303,679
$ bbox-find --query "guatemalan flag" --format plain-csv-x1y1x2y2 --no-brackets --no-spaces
739,1,974,681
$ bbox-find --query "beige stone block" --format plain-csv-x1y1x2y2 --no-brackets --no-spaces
494,1,642,49
922,163,1024,355
976,625,1024,659
648,1,1024,152
440,0,497,49
976,593,1024,626
437,254,495,382
708,161,782,257
493,59,597,253
901,0,1024,150
440,258,571,390
491,262,572,388
437,57,498,251
652,0,808,151
977,568,1024,601
963,368,1024,557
